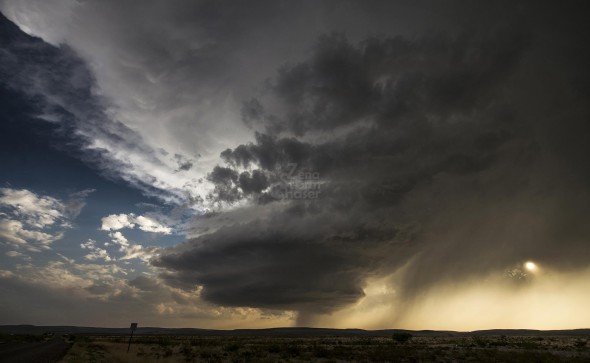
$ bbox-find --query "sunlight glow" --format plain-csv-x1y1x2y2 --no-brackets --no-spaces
525,261,537,272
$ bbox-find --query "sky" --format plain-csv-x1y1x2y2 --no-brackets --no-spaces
0,0,589,330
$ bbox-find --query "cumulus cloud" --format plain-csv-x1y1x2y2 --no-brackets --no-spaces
100,213,172,234
79,231,159,263
118,243,157,262
0,220,60,251
0,188,67,228
107,231,158,262
5,250,31,261
134,215,173,234
81,239,112,262
100,214,135,231
109,231,129,247
0,188,90,251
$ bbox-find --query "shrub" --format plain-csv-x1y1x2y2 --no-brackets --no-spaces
267,344,281,353
392,333,413,344
225,343,240,352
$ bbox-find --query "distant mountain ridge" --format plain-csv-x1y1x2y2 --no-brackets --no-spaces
1,325,589,337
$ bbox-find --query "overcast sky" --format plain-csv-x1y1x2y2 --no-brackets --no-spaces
1,0,589,330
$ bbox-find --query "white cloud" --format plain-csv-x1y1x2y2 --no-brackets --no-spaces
81,239,112,262
56,253,75,264
109,231,129,246
0,269,14,278
100,213,171,234
100,214,135,231
134,215,172,234
0,188,90,251
5,250,32,261
0,219,61,252
107,231,158,262
119,244,157,262
0,220,28,246
79,231,158,263
0,188,65,228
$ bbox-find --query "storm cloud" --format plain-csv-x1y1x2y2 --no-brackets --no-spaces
155,3,590,324
2,0,590,329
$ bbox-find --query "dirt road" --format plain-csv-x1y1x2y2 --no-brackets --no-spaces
0,336,71,363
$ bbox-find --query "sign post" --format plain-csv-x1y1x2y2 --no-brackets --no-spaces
127,323,138,353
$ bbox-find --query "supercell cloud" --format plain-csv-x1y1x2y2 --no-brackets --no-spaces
154,25,590,323
0,0,589,329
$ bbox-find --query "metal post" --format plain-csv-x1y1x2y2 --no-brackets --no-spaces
127,323,137,353
127,330,134,352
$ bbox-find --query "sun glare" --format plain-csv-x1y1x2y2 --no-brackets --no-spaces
525,261,537,271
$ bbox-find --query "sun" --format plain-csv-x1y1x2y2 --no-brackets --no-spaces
524,261,537,271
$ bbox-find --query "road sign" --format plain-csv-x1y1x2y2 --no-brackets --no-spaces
130,323,138,330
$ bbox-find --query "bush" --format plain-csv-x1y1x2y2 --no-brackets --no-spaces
267,344,281,353
392,333,413,344
224,343,240,352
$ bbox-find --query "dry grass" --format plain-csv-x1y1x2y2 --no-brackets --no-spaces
59,334,590,362
60,339,182,363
